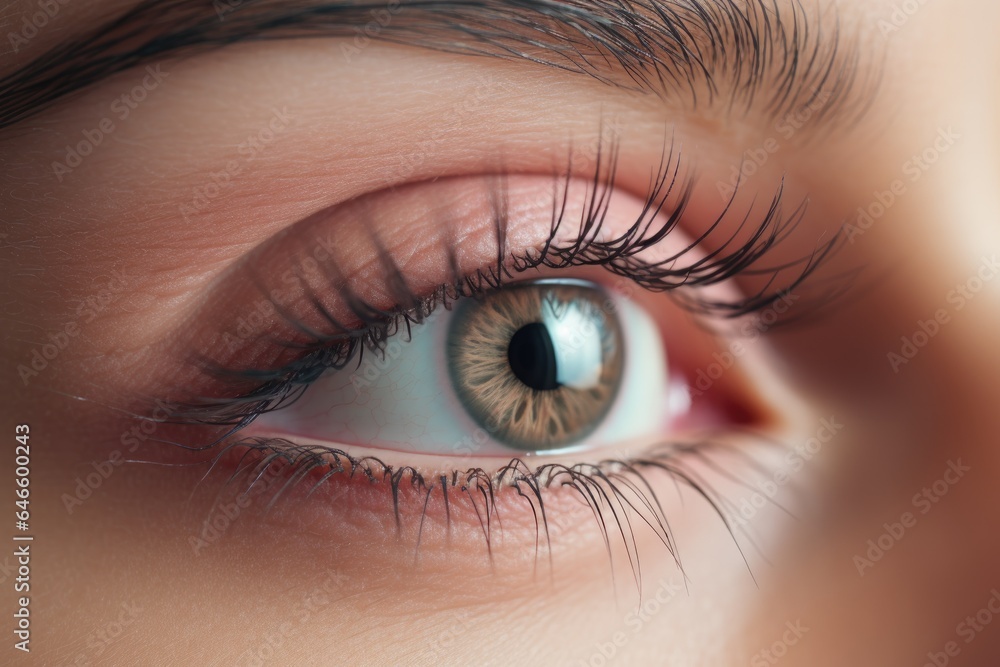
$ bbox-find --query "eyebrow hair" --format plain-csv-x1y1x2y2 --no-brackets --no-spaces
0,0,875,131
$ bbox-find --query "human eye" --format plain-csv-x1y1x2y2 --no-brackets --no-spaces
21,0,991,663
258,276,669,455
144,139,832,572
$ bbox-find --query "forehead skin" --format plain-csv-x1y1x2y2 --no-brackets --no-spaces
2,1,1000,666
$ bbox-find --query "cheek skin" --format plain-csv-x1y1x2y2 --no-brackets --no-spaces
37,401,766,666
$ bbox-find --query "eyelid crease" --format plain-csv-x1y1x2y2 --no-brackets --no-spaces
160,133,842,439
93,136,816,586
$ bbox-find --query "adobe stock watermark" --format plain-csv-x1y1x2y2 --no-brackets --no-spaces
853,459,970,576
387,73,517,185
17,270,127,386
716,92,831,201
724,417,843,528
189,461,286,555
61,397,178,514
413,611,480,662
235,568,349,667
7,0,72,52
921,588,1000,667
213,0,249,20
877,0,934,37
690,291,799,397
218,231,342,353
178,107,294,221
348,302,452,399
750,620,810,666
887,255,999,373
575,578,683,667
64,601,143,666
844,126,960,244
51,65,169,181
339,0,403,62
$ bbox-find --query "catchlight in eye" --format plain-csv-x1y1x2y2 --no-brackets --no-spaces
447,279,624,451
250,277,672,458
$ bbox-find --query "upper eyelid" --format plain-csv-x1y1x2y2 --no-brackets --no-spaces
0,0,876,133
161,139,840,431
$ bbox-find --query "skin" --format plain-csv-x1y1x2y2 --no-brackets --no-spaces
2,0,1000,665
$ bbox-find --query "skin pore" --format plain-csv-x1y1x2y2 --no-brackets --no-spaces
2,0,1000,665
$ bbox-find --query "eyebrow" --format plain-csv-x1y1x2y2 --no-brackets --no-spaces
0,0,874,131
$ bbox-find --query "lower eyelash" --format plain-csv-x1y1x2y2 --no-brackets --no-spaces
191,431,768,586
130,131,829,582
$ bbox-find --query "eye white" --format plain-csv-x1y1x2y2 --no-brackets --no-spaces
253,289,675,457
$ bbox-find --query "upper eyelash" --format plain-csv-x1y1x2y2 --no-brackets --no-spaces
123,133,824,586
170,132,842,432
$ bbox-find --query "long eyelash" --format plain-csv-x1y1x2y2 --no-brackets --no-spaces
127,134,832,585
188,432,767,590
174,132,841,431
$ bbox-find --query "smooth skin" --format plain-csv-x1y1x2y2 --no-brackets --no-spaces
2,0,1000,665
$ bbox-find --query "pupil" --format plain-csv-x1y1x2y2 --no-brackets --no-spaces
507,322,560,391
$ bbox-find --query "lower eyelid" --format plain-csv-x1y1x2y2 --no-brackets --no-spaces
218,281,780,541
131,159,808,572
199,431,754,572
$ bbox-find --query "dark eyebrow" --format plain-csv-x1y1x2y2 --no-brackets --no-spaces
0,0,875,131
